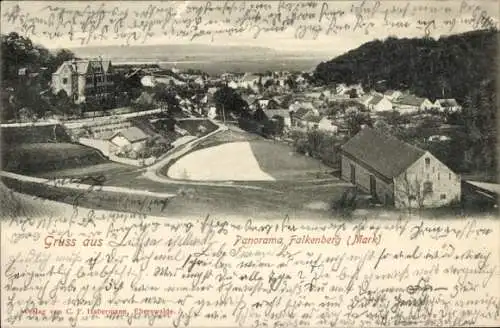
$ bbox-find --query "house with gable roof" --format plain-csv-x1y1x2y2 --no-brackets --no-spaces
107,126,149,153
237,73,260,90
52,58,115,104
341,127,460,208
359,93,393,112
383,90,402,101
392,94,433,114
368,94,392,112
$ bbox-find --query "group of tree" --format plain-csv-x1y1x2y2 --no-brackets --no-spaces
213,86,249,119
289,129,345,167
1,32,80,121
323,100,367,117
2,32,77,85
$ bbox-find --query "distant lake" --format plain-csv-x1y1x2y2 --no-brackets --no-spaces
113,57,325,74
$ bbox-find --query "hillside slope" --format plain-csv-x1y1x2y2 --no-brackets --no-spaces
314,29,498,102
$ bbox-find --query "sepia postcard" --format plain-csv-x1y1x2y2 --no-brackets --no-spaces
1,0,499,327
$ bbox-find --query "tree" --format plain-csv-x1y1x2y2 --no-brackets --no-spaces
373,119,392,135
52,90,72,113
285,76,297,90
270,115,285,136
394,172,433,213
347,88,358,98
1,33,77,120
253,107,267,122
346,111,372,136
213,86,249,117
50,49,76,71
2,32,38,82
152,83,181,115
325,100,367,116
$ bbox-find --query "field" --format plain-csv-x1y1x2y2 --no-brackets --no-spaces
2,142,135,178
168,141,276,181
167,140,332,182
164,124,332,182
1,124,72,145
249,140,332,180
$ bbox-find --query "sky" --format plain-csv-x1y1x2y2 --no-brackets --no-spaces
1,0,499,55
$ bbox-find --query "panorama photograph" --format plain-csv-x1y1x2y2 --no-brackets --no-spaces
0,0,498,220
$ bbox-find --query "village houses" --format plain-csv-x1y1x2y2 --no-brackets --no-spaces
340,127,461,208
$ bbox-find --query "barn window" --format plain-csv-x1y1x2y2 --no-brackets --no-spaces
425,157,430,168
440,194,446,200
423,181,433,194
62,78,68,84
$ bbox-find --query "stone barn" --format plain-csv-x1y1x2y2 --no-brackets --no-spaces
340,127,461,208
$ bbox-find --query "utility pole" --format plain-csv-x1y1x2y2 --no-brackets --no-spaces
222,103,225,124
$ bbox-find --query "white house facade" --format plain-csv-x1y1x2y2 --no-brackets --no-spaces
393,151,461,208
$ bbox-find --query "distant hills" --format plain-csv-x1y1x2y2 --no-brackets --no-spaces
65,43,327,74
68,44,282,62
313,29,498,102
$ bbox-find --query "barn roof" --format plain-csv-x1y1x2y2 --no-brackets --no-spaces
341,127,426,179
395,94,428,107
368,94,385,105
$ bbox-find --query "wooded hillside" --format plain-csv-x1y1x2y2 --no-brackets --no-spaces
314,29,498,102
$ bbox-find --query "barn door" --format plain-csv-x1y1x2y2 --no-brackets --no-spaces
370,175,377,199
350,164,356,184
